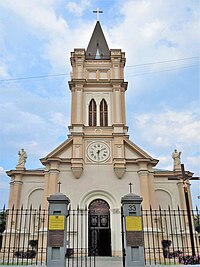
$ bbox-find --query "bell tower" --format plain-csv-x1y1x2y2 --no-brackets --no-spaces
68,21,128,178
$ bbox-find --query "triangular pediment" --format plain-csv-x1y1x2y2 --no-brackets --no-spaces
41,137,73,160
124,138,158,163
86,21,110,60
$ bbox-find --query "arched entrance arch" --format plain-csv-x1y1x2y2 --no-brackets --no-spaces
88,199,111,256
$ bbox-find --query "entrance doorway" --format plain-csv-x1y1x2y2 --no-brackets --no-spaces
88,199,111,256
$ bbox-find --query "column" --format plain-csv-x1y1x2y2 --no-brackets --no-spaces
48,170,60,196
76,87,83,124
121,89,126,125
8,181,14,209
9,174,23,209
97,102,100,126
42,167,50,210
114,87,122,124
148,171,157,209
138,170,150,210
70,88,76,125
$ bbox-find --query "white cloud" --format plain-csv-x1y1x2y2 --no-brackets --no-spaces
66,0,92,16
0,167,10,190
0,1,70,71
0,166,5,174
110,0,199,67
130,107,200,180
0,83,69,163
0,0,96,73
134,109,200,148
186,155,200,174
0,64,10,79
50,112,67,127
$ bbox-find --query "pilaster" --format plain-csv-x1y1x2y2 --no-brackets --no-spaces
42,164,50,210
48,169,60,196
137,161,150,210
7,171,24,209
41,160,60,203
148,169,157,209
69,79,85,134
114,86,122,123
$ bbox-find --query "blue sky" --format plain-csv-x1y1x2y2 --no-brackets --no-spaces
0,0,199,208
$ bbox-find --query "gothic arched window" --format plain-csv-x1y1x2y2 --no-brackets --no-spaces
100,99,108,126
89,99,97,126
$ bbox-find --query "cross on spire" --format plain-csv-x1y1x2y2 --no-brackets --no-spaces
93,8,103,21
129,182,133,194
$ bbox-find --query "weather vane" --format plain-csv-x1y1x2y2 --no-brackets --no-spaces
93,8,103,21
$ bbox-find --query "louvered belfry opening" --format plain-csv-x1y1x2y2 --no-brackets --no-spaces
100,99,108,126
89,99,97,126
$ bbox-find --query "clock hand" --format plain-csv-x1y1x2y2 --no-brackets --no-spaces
97,149,100,160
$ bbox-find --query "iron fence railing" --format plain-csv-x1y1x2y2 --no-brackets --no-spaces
66,206,96,267
0,205,47,265
142,206,200,265
0,205,199,265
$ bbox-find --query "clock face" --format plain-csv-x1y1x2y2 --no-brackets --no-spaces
87,142,110,162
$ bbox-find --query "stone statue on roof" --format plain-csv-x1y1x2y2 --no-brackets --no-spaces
16,148,27,169
172,149,181,171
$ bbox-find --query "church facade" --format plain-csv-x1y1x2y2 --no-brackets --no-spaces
6,21,193,256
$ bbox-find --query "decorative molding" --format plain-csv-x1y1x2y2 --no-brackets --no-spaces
94,128,102,135
114,167,125,179
71,167,83,179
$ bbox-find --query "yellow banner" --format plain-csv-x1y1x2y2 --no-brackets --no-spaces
48,215,65,230
126,216,142,231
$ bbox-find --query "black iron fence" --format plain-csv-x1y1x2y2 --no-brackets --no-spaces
142,206,200,265
66,206,96,267
0,205,199,265
0,205,47,265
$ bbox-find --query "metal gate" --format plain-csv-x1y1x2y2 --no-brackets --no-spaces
66,206,96,267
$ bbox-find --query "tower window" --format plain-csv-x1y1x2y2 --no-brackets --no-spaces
89,99,97,126
100,99,108,126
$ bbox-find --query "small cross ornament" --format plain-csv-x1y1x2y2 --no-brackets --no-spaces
129,182,133,194
58,181,61,193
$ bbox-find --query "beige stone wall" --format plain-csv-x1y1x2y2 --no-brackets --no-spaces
57,162,140,254
154,178,182,209
19,177,44,208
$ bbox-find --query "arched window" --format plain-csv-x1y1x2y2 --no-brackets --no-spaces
100,99,108,126
89,99,97,126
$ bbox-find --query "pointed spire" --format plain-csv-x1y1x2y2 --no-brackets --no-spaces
86,21,110,60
